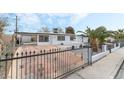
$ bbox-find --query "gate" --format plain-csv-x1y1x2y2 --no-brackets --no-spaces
0,47,90,79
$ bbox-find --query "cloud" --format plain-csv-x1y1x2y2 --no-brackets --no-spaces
47,13,71,18
16,13,41,25
3,13,89,33
46,13,88,27
70,13,88,25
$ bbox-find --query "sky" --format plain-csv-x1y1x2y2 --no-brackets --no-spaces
1,13,124,34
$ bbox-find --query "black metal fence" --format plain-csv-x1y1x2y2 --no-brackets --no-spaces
0,47,87,79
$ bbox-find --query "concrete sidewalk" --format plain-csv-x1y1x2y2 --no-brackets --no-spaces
66,47,124,79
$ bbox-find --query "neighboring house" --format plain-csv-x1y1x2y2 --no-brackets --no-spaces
106,37,115,42
81,34,88,44
15,32,87,47
106,30,116,42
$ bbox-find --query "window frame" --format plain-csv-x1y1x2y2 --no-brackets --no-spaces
39,35,49,42
70,36,75,41
57,35,65,41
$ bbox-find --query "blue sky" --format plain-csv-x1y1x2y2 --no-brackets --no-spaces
1,13,124,34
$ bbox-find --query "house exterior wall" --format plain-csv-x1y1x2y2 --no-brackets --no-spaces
37,35,83,45
76,36,82,42
37,35,50,45
83,37,88,43
50,35,71,45
106,37,115,42
19,33,84,46
22,35,32,43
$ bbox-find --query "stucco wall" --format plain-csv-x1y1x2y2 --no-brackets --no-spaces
83,37,88,43
22,35,32,43
21,34,84,46
92,51,109,62
37,35,83,45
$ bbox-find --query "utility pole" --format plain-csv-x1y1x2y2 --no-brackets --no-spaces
16,15,18,33
15,15,18,47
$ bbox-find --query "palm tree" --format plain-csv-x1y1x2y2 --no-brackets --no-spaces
77,27,99,52
112,29,124,42
77,26,110,52
95,26,110,49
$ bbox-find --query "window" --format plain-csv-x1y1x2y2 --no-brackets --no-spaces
39,35,49,42
31,35,37,42
57,36,65,41
70,36,75,41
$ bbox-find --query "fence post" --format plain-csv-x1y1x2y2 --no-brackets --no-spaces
102,44,107,52
118,43,120,48
87,45,92,65
5,54,8,79
114,43,116,48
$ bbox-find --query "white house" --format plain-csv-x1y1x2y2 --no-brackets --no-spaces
15,32,87,47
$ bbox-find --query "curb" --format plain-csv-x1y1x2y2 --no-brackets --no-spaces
108,57,124,79
114,59,124,79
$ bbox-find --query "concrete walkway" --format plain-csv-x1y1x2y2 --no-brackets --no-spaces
66,47,124,79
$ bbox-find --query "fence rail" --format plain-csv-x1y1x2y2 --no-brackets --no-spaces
0,47,86,79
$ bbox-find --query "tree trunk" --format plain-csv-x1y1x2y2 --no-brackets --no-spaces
91,39,98,52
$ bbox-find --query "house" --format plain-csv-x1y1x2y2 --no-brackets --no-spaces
15,32,87,47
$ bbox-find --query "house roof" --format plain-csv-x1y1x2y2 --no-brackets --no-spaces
15,32,76,36
78,34,88,37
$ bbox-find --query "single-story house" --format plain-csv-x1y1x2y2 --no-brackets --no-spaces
15,32,88,47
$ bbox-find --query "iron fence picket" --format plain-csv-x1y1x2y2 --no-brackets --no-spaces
40,50,43,79
33,51,35,79
29,51,32,79
37,53,39,79
25,52,27,79
16,53,19,79
0,47,87,79
10,53,13,79
43,50,45,79
5,54,8,79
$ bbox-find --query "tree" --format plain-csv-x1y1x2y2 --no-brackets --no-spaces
65,26,75,34
77,26,110,52
95,26,110,45
0,17,8,41
85,27,99,52
112,29,124,42
77,27,99,52
39,27,49,32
